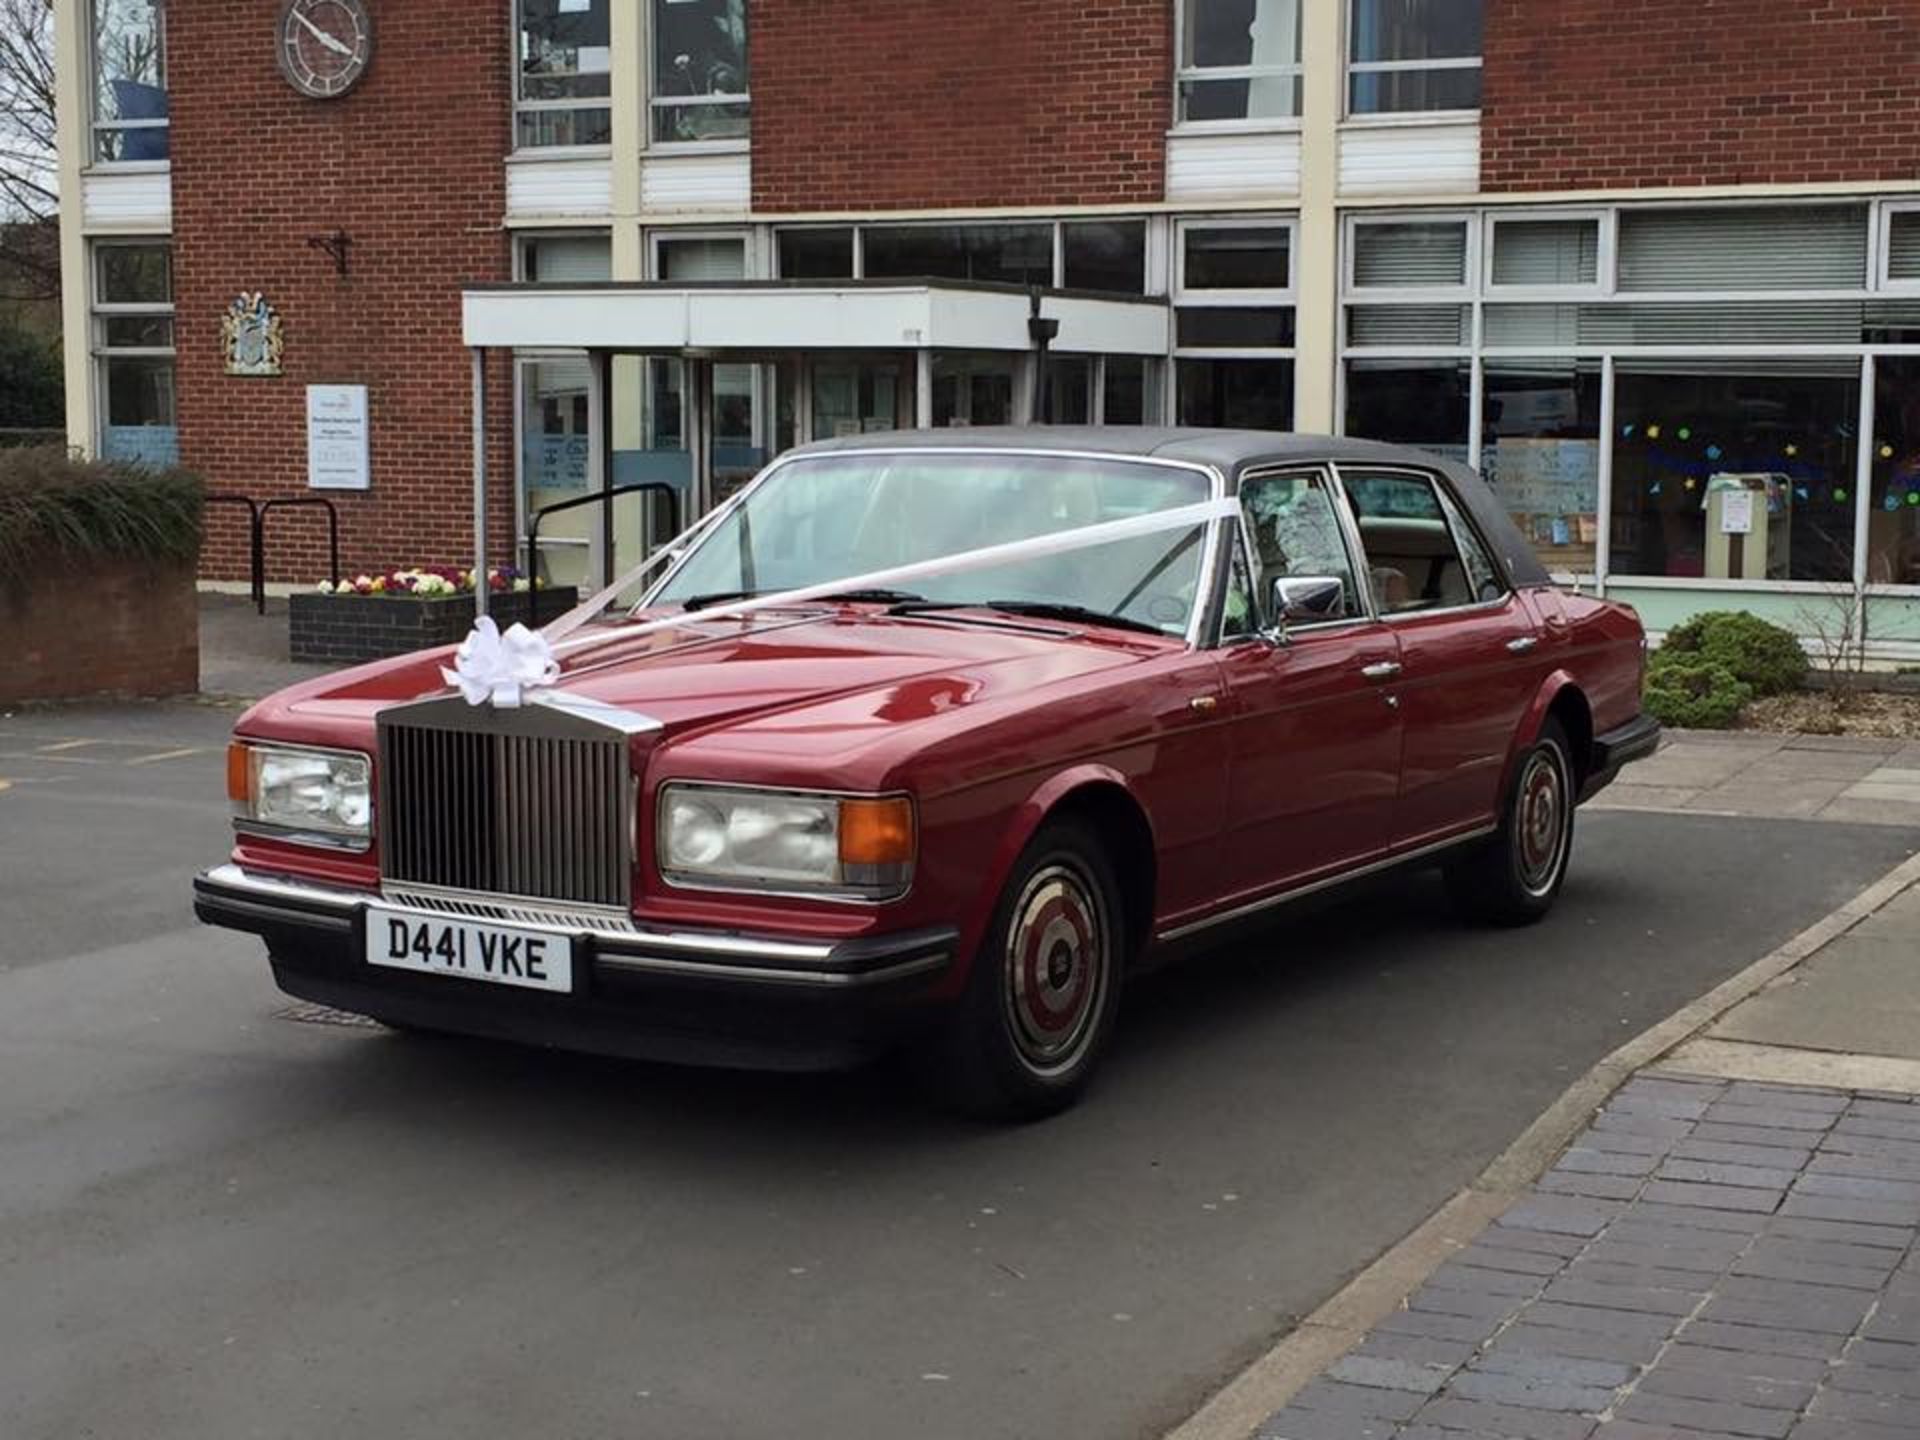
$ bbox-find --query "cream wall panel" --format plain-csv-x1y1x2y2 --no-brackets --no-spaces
1338,121,1480,197
1166,132,1302,203
81,168,172,230
505,156,614,218
638,152,750,213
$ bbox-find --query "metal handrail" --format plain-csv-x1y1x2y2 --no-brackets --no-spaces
527,483,682,624
204,493,341,614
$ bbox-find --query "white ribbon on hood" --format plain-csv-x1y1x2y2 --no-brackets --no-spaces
441,614,559,708
444,494,1242,707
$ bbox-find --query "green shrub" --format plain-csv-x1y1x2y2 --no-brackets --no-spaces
0,325,63,429
0,445,203,588
1644,652,1753,730
1661,610,1809,697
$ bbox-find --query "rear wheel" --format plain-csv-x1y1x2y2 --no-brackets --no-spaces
1445,718,1575,926
925,819,1125,1121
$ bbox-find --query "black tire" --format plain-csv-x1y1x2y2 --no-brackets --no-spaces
1444,718,1576,927
923,818,1126,1122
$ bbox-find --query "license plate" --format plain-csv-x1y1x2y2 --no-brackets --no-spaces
366,907,574,994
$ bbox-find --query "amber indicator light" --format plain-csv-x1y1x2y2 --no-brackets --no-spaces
225,742,251,804
838,797,915,864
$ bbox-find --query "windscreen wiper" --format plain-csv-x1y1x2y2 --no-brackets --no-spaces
681,587,926,613
890,599,1167,638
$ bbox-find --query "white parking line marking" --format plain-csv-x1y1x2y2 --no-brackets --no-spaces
124,747,207,766
37,739,102,752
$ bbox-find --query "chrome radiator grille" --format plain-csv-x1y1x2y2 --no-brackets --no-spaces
379,721,631,908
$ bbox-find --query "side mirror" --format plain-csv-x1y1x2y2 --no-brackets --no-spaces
1271,575,1346,623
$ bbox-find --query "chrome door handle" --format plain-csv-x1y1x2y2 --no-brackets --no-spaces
1360,661,1402,682
1506,636,1539,654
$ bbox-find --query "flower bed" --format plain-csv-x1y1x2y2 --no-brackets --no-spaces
289,568,577,665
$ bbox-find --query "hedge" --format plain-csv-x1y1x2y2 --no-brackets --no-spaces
1644,653,1754,730
1661,610,1809,698
0,445,203,589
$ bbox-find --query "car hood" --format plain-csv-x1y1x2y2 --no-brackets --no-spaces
244,608,1168,741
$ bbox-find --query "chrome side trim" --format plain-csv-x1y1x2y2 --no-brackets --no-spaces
1154,825,1498,943
595,950,947,988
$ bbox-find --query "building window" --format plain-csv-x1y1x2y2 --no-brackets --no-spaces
1482,362,1603,573
93,242,176,465
1882,210,1920,290
1488,217,1601,292
776,228,855,280
515,232,613,282
1178,0,1301,125
1063,222,1148,294
1870,357,1920,587
1617,206,1867,293
1350,219,1469,291
92,0,168,162
1348,0,1482,116
1176,219,1295,431
516,0,612,149
652,0,748,144
1610,366,1860,585
863,224,1053,287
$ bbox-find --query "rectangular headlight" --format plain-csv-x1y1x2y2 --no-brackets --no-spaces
228,741,372,848
659,785,914,900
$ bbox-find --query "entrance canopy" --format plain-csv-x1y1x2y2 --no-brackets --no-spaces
462,278,1170,357
459,280,1173,614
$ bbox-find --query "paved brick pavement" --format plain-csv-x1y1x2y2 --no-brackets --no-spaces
1256,1074,1920,1440
1591,731,1920,828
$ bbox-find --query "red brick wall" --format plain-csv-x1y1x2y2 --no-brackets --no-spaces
751,0,1170,212
1484,0,1920,192
4,560,198,702
168,0,515,584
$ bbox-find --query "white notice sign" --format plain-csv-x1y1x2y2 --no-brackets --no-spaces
1720,489,1754,535
307,384,369,490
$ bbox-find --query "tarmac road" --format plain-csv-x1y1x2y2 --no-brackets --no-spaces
0,703,1914,1440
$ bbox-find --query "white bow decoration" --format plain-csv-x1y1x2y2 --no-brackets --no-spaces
442,615,560,708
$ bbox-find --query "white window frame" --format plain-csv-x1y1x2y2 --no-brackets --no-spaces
1172,0,1304,134
1342,0,1482,123
512,228,615,283
88,0,169,168
1482,208,1613,299
1174,215,1299,306
645,0,750,153
647,228,752,282
90,239,176,460
511,0,614,155
1344,211,1476,304
1875,199,1920,295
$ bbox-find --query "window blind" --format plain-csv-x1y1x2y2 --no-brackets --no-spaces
657,238,746,282
524,235,612,283
1347,303,1468,347
1490,220,1597,288
1616,206,1867,292
1888,213,1920,283
1351,222,1468,288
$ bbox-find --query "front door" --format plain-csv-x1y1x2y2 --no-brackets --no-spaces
1336,466,1546,849
1215,467,1404,903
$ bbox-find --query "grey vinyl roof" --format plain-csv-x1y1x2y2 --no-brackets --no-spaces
784,426,1554,589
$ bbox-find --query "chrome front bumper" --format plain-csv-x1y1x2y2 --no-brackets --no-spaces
192,864,960,1071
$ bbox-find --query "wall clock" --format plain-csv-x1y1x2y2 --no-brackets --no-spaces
278,0,373,99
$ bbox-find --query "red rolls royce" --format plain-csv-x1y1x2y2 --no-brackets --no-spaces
194,430,1657,1118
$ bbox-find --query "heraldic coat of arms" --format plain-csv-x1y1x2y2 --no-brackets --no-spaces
222,292,284,377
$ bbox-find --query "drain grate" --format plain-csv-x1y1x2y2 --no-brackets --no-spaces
274,1001,385,1030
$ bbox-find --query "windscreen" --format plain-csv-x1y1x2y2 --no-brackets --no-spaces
650,452,1217,637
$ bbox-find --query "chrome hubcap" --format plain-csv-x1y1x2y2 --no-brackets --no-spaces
1517,748,1568,895
1004,862,1107,1076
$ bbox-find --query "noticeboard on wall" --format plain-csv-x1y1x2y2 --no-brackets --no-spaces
306,384,369,490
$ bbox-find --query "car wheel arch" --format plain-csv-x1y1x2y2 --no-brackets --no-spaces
1509,672,1593,795
967,768,1157,974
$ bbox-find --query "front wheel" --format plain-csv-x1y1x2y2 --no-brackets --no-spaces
1445,718,1576,926
923,819,1125,1121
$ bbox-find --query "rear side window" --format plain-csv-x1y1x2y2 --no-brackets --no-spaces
1339,469,1493,613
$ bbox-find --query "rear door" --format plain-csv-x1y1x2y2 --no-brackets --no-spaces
1213,466,1404,902
1334,466,1546,849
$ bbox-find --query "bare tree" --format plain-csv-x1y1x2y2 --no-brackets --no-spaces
0,0,58,302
